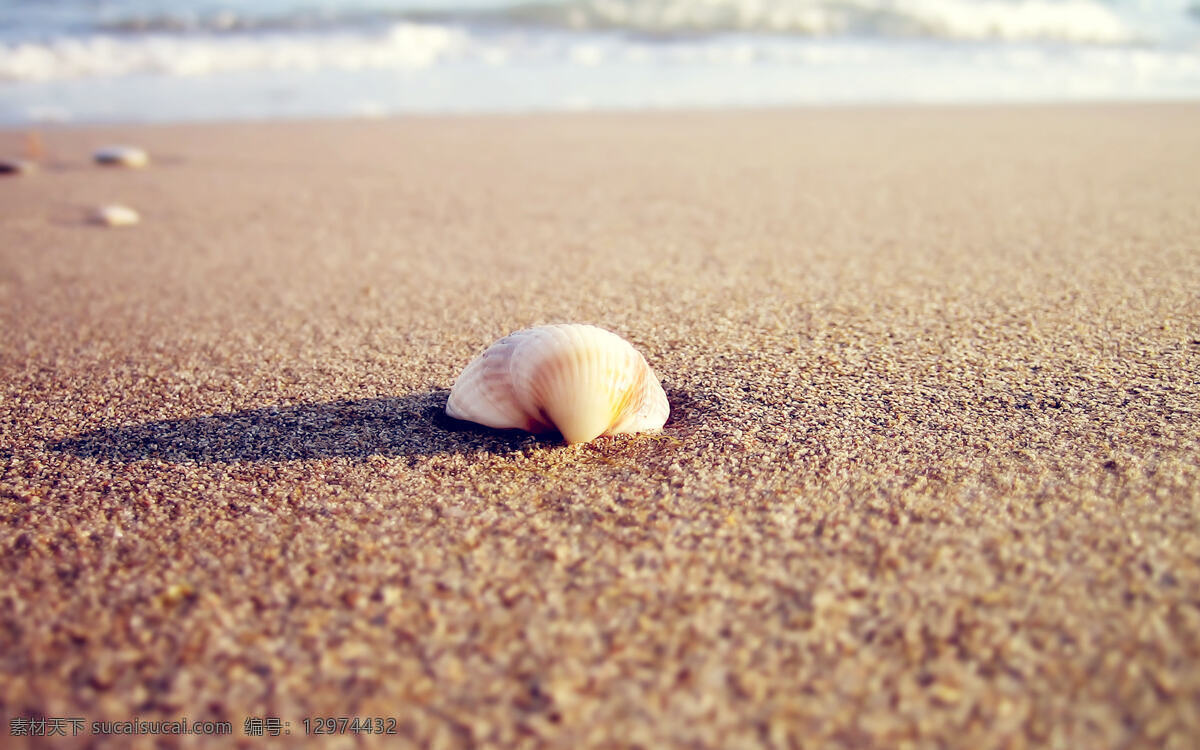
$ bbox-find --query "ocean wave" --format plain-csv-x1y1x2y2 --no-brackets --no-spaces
37,0,1192,45
499,0,1140,43
93,7,421,35
4,28,1199,124
0,24,466,82
1,1,1196,85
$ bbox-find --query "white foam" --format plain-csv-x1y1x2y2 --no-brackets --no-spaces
0,23,466,82
515,0,1141,43
899,0,1132,43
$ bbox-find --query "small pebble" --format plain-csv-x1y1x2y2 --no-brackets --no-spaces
92,204,140,227
94,145,149,168
0,158,37,176
25,132,45,161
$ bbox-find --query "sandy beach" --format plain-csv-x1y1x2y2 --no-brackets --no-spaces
2,104,1199,748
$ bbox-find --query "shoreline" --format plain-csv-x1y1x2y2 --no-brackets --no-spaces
2,97,1198,131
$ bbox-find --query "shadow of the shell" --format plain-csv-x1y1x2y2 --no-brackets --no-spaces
51,390,532,464
49,385,720,465
661,384,718,432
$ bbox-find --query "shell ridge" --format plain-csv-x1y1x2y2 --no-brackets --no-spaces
446,333,529,430
511,330,556,432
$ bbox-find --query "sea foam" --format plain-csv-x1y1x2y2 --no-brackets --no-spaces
0,23,465,82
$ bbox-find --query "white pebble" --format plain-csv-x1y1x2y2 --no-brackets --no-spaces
94,145,149,168
92,204,140,227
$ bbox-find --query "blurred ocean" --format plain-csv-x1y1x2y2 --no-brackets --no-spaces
1,0,1198,123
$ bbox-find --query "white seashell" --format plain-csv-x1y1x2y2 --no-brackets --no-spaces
94,145,149,168
91,204,140,227
446,324,670,444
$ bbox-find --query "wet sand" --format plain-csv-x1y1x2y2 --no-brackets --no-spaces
2,105,1199,748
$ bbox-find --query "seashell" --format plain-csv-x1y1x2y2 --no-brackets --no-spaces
91,204,140,227
94,145,149,168
0,158,37,176
446,324,670,444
